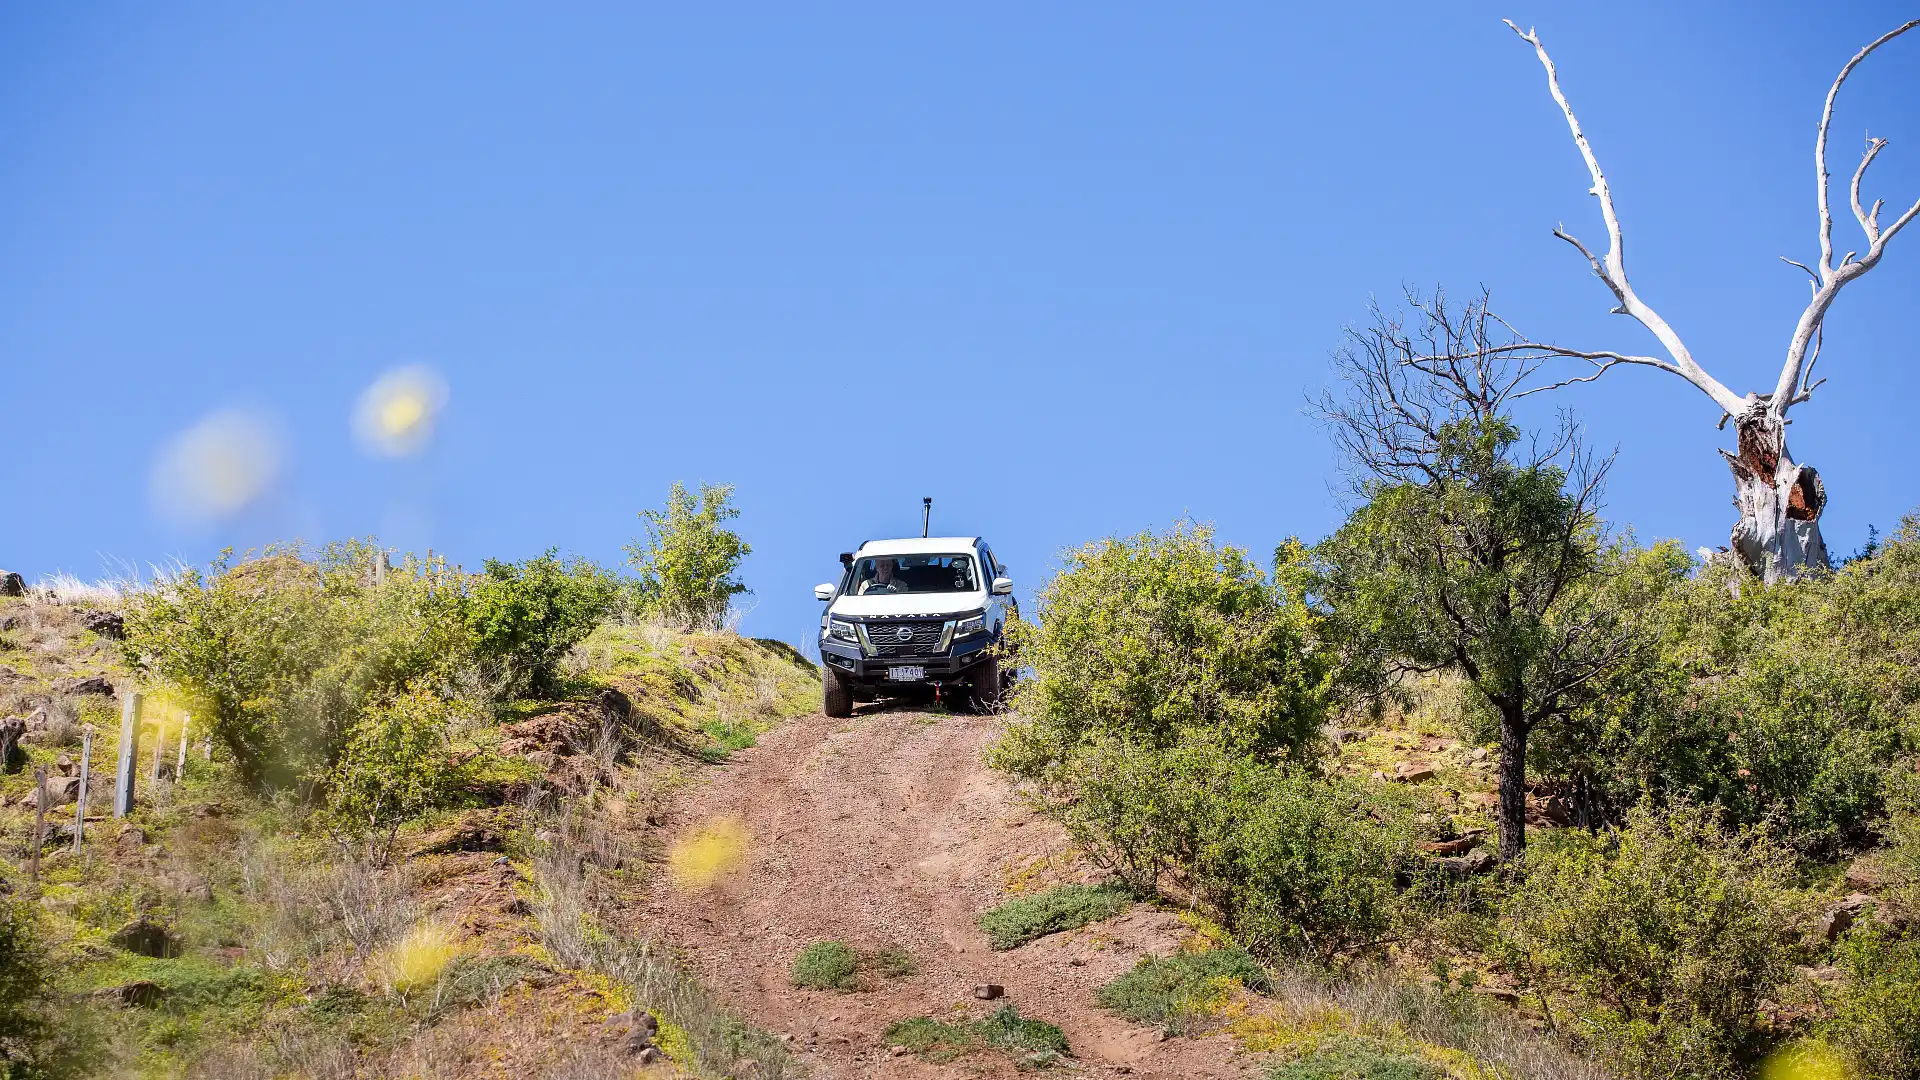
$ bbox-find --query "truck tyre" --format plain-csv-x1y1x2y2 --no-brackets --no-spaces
964,657,1003,714
822,665,854,718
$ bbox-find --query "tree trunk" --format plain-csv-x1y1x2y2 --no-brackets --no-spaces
1725,405,1829,583
1497,707,1529,862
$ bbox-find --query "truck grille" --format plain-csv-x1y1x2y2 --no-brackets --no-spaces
865,620,946,657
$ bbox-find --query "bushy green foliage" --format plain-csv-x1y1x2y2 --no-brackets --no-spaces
1265,1036,1443,1080
1061,738,1416,960
789,941,861,991
123,542,469,790
993,524,1329,780
976,885,1133,950
626,482,751,632
1095,947,1269,1033
324,685,460,852
465,551,618,696
0,896,75,1080
1540,517,1920,855
1819,920,1920,1079
1496,803,1806,1079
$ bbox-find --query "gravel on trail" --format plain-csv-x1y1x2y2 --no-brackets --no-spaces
633,704,1255,1079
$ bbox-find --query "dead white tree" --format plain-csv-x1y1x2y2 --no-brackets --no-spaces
1496,18,1920,582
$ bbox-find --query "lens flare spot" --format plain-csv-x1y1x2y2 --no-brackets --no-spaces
149,409,283,525
354,365,448,458
1758,1039,1852,1080
667,817,748,888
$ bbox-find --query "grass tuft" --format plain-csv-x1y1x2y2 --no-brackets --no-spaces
790,941,917,990
977,883,1132,950
884,1006,1069,1068
370,921,464,999
790,942,861,991
1097,947,1271,1033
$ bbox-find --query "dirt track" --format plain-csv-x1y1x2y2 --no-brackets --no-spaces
632,705,1253,1079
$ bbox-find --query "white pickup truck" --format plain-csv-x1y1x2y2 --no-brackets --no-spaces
813,535,1016,717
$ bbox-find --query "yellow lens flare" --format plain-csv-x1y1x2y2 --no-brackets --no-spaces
667,817,748,888
149,409,282,525
353,365,448,458
1759,1039,1853,1080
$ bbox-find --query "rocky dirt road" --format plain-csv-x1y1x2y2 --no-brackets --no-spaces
632,704,1254,1079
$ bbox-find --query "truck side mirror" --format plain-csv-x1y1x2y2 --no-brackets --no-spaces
814,583,835,601
991,577,1014,596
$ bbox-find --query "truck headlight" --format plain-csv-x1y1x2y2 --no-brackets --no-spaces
827,618,859,644
954,614,985,637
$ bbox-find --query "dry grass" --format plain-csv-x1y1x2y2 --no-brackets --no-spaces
372,920,465,998
528,797,793,1079
1226,967,1609,1080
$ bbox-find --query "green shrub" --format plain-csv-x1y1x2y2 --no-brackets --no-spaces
790,941,861,991
1096,947,1269,1033
123,542,469,791
1265,1035,1444,1080
626,482,751,632
1059,738,1415,961
977,885,1133,950
1538,516,1920,856
0,896,77,1079
1821,920,1920,1080
992,524,1330,779
466,551,618,697
324,684,460,853
1495,802,1806,1079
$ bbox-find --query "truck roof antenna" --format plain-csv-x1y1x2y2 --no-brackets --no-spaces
922,497,932,538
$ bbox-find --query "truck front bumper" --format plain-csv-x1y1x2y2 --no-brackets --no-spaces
818,633,995,684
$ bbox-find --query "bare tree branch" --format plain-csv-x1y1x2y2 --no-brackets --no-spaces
1777,19,1920,418
1504,21,1745,417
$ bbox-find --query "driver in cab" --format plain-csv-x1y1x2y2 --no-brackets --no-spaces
858,558,910,595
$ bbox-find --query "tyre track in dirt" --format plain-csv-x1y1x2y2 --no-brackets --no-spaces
630,705,1253,1079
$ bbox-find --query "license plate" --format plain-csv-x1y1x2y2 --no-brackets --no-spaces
887,665,926,681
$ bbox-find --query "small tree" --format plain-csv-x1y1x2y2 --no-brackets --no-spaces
1316,290,1656,860
992,523,1330,780
324,683,458,859
626,482,751,632
465,551,617,696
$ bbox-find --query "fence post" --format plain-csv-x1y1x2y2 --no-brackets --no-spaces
178,714,190,777
73,728,92,853
114,691,140,818
28,767,46,882
150,716,164,784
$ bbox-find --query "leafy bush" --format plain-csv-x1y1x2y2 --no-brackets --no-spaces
324,684,459,853
977,885,1133,950
0,896,77,1080
123,542,469,790
790,941,860,991
466,551,618,697
1059,738,1416,961
626,482,751,632
1820,920,1920,1080
1096,947,1269,1033
1539,518,1920,855
1265,1036,1444,1080
1495,803,1807,1079
992,524,1329,780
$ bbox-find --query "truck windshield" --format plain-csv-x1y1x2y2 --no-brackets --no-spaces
849,554,977,595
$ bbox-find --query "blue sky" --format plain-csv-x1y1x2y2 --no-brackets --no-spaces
5,2,1917,647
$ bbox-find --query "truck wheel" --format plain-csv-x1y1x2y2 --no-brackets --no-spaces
822,665,854,718
965,657,1003,714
